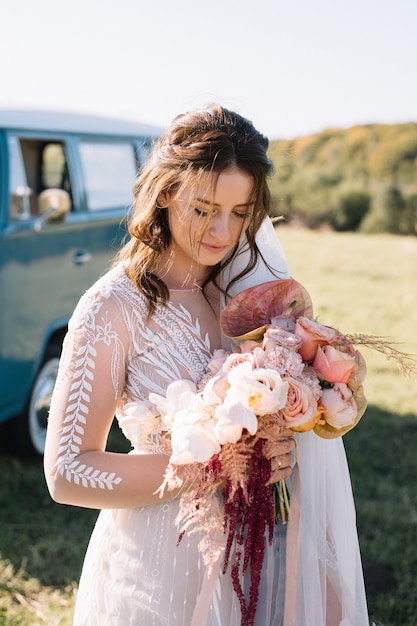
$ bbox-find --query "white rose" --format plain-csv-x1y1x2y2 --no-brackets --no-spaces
166,389,220,464
226,362,289,416
170,399,220,464
170,420,220,465
118,400,161,448
149,380,197,429
213,402,258,445
202,372,229,404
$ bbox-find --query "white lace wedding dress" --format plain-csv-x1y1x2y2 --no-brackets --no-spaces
48,257,286,625
45,219,369,625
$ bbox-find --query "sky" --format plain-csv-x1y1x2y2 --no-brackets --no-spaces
1,0,416,140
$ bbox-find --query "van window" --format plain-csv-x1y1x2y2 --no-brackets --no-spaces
9,136,31,219
79,142,137,210
8,137,72,219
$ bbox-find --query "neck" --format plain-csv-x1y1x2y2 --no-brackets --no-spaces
166,277,205,291
169,284,203,293
153,253,208,292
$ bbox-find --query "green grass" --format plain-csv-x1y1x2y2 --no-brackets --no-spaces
0,454,96,624
0,428,127,625
1,229,416,625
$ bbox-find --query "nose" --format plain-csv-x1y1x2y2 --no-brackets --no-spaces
209,213,230,242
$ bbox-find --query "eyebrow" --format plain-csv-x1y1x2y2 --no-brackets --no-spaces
195,197,256,208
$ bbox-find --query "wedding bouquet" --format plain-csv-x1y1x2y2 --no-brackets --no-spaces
119,278,413,626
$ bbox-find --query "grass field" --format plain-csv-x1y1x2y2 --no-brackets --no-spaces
1,228,416,625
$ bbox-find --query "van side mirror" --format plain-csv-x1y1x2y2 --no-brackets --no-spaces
10,185,32,220
34,189,71,231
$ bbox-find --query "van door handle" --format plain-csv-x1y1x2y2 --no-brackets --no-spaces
72,251,92,265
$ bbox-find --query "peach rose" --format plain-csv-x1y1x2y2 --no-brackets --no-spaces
312,345,358,384
281,377,319,432
294,317,340,362
238,340,262,353
320,383,358,429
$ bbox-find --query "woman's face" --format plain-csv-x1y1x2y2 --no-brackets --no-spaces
164,167,254,279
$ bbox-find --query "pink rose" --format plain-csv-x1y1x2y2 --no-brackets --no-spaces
263,327,303,352
223,351,256,372
281,377,319,432
320,383,358,429
312,345,358,384
294,317,340,362
235,341,266,368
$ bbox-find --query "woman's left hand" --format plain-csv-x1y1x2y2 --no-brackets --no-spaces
263,429,296,484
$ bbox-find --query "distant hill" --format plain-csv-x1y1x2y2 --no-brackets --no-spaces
268,122,417,234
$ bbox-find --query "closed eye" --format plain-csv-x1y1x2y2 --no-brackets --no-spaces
194,207,250,220
194,207,210,217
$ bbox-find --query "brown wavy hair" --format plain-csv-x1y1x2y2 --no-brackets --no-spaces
117,103,276,315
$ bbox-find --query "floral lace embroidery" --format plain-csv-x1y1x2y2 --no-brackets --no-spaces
57,300,124,489
56,264,214,488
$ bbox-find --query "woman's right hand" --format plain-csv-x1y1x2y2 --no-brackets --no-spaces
263,429,296,484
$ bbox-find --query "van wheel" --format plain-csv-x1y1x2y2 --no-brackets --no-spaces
18,346,61,456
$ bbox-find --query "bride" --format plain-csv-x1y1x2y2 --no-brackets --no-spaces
44,103,369,625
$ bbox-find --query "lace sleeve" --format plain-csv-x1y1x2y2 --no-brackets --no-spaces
44,289,172,510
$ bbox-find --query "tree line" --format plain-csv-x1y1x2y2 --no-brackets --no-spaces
268,122,417,235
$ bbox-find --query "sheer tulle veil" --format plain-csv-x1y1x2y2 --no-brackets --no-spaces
220,218,369,626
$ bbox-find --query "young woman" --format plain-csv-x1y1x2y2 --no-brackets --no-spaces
44,104,368,625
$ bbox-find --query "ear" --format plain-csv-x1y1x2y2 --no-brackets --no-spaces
156,191,171,208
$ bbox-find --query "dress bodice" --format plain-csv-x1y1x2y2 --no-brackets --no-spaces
56,263,216,455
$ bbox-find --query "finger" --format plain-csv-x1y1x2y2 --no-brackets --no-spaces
264,437,296,458
268,463,293,484
271,452,293,472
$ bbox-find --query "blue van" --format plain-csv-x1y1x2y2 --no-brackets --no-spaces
0,110,160,454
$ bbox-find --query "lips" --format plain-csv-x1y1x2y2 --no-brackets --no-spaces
201,242,229,254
